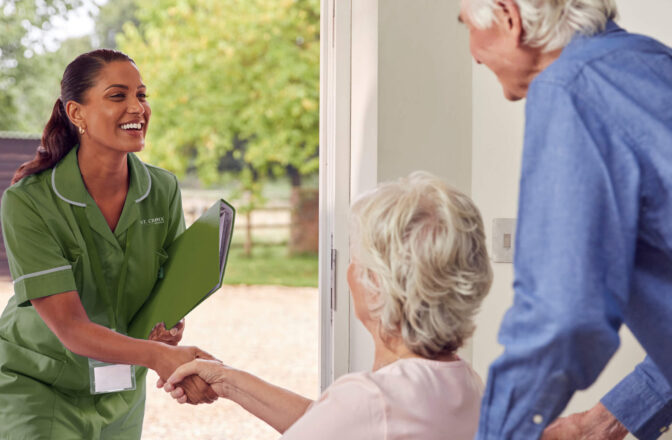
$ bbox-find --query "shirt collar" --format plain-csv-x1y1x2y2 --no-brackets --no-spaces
51,145,152,207
565,20,624,52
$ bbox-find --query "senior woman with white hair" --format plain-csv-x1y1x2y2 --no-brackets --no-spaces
161,172,493,439
458,0,672,439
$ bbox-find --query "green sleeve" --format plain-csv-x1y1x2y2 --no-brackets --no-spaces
1,189,77,306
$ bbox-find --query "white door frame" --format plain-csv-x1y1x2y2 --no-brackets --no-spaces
319,0,480,388
318,0,353,391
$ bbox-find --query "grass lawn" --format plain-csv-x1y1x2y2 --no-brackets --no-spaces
223,244,318,287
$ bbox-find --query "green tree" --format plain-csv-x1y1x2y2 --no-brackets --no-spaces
0,0,85,131
7,36,94,133
118,0,319,181
0,0,142,133
118,0,319,253
94,0,138,49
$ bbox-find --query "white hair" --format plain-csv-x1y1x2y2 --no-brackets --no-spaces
350,172,493,359
463,0,618,52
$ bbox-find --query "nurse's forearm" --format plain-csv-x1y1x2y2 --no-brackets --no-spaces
52,313,168,368
31,290,171,370
224,368,313,433
32,291,219,405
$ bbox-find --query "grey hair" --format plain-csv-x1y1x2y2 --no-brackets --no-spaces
349,172,493,359
463,0,618,51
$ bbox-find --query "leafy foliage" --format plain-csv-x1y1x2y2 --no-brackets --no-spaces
117,0,320,187
0,0,84,62
3,37,94,132
0,0,86,131
94,0,139,49
0,0,142,133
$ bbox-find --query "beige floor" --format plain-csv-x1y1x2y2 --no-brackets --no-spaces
0,281,319,440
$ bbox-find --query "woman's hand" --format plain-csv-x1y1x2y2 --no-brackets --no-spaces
152,345,220,405
163,359,231,404
148,319,185,346
162,359,314,433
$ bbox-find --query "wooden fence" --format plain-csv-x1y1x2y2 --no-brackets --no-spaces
183,198,293,245
182,188,319,254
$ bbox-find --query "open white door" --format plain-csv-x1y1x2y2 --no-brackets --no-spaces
318,0,353,390
319,0,474,388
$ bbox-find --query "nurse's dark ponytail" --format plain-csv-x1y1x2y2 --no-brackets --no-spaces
11,98,79,185
11,49,134,185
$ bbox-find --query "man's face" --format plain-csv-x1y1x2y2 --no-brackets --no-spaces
459,3,531,101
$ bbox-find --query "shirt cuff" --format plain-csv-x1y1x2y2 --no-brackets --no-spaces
602,366,672,439
12,265,77,307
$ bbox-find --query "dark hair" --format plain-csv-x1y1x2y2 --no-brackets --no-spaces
11,49,135,184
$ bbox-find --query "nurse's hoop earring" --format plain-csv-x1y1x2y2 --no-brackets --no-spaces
78,126,85,135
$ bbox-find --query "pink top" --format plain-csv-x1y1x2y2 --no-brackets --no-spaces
282,358,484,440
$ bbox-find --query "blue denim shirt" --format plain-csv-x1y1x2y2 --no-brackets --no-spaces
477,22,672,440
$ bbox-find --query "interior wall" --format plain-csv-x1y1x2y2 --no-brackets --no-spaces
377,0,472,188
348,0,473,373
470,1,672,436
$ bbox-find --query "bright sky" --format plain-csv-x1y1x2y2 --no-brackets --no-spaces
34,0,106,52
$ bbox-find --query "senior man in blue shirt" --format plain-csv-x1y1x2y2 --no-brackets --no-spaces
459,0,672,439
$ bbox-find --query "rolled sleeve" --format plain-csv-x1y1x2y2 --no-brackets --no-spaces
1,189,76,306
477,83,640,438
602,358,672,440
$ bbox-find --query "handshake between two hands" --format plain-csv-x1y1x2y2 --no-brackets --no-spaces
146,321,631,440
148,320,228,405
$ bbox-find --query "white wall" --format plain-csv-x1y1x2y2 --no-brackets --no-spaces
470,2,672,437
377,0,472,188
348,0,473,373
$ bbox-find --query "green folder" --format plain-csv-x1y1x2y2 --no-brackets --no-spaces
127,199,235,339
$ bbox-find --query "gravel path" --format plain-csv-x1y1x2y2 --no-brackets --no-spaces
0,281,319,440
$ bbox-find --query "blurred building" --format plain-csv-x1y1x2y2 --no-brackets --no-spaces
0,132,40,280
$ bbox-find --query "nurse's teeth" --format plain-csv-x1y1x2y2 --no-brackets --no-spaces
120,123,142,130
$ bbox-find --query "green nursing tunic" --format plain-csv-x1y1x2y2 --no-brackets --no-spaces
0,146,185,439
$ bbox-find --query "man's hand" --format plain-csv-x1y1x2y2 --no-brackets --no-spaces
541,403,629,440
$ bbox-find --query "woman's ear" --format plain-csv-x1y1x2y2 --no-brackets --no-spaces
65,100,86,131
494,0,524,46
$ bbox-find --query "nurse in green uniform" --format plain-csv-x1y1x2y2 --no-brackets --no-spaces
0,49,218,439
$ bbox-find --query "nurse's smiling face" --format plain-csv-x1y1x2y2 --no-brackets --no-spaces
69,60,151,154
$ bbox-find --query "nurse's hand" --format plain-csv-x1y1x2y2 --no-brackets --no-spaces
152,345,219,404
149,319,185,346
163,359,232,403
176,375,220,405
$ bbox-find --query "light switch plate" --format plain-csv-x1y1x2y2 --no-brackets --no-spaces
492,218,516,263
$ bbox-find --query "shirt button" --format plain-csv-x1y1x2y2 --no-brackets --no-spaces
533,414,544,425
